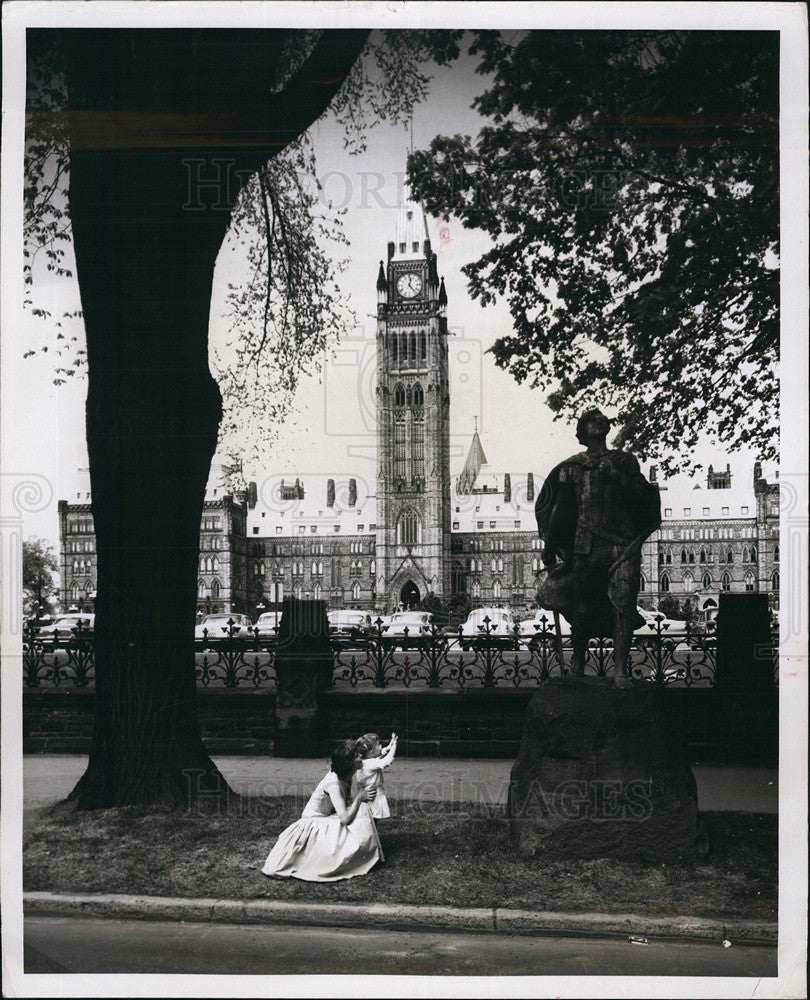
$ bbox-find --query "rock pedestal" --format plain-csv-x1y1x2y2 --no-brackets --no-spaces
508,677,708,860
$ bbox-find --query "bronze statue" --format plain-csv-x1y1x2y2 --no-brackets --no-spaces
535,408,661,685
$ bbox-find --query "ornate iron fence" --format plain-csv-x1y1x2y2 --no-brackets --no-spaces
20,615,749,691
22,620,96,689
332,615,723,689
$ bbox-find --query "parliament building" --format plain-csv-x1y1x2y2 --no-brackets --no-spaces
58,196,780,619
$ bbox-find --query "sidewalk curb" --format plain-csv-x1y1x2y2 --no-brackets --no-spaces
23,892,777,945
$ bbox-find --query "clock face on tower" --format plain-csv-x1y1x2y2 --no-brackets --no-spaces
396,272,423,298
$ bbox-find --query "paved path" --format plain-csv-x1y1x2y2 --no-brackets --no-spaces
23,915,777,977
22,755,777,838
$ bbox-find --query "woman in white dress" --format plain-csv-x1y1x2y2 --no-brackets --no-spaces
262,740,383,882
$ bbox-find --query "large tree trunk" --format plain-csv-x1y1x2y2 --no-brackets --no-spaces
55,29,370,807
67,146,231,806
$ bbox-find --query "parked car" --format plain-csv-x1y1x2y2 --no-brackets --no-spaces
327,609,373,646
634,608,687,648
382,611,434,649
254,611,282,639
518,609,572,649
458,607,518,650
195,613,253,644
38,613,95,643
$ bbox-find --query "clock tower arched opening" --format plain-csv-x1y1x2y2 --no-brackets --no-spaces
400,580,420,610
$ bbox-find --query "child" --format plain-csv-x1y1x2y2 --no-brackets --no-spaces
355,731,398,819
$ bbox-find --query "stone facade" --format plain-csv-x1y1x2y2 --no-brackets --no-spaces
58,491,250,615
639,461,780,613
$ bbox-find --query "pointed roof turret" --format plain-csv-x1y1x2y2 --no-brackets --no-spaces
438,276,447,306
456,424,488,495
428,253,439,287
376,260,386,291
393,186,430,260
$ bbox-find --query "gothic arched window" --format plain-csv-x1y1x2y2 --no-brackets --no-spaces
394,412,406,481
721,572,731,592
726,548,734,563
702,572,712,589
493,580,502,599
394,383,406,407
750,546,758,563
411,385,425,482
683,572,693,593
420,331,427,359
774,544,779,562
398,509,420,546
700,548,706,564
745,572,755,592
390,332,398,363
660,573,670,593
771,570,780,590
639,574,646,592
210,579,220,598
688,550,695,564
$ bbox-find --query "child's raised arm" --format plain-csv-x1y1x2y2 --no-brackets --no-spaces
374,734,398,769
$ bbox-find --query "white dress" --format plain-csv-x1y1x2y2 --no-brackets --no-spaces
262,771,383,882
355,741,397,819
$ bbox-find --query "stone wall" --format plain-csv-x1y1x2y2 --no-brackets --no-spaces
23,685,777,763
320,687,533,757
23,689,276,755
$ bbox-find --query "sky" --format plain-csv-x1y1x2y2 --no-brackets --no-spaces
14,30,767,550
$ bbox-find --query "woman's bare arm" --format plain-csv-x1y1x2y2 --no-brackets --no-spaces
326,780,375,825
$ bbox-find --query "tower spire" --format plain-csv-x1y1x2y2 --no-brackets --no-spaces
393,182,430,260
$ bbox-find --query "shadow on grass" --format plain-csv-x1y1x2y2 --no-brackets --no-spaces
23,796,776,920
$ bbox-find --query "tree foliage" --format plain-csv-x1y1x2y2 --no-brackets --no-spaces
25,29,463,466
23,537,59,619
408,31,779,473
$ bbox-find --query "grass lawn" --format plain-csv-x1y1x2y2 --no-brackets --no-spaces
23,797,776,920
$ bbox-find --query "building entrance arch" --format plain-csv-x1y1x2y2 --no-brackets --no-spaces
400,581,420,610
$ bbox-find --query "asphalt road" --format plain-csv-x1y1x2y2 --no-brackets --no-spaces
23,916,778,977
